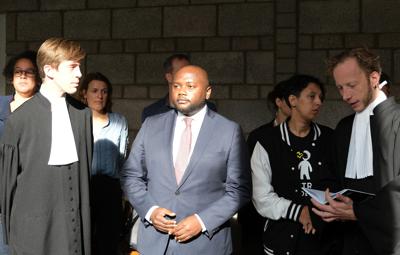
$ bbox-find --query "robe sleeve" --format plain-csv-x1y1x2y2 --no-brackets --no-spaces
0,143,19,244
353,108,400,254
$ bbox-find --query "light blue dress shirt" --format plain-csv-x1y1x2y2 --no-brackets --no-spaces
92,112,128,179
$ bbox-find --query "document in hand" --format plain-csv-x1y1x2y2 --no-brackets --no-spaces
302,187,375,204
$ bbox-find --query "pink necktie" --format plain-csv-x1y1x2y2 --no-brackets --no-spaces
175,117,192,184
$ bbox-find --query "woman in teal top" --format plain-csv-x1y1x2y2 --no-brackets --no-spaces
78,72,128,255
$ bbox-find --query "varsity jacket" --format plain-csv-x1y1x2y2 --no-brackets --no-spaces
251,121,334,255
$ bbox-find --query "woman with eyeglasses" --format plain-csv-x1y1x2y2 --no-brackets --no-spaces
0,50,41,254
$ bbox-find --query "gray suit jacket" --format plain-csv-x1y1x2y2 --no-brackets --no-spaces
121,108,251,255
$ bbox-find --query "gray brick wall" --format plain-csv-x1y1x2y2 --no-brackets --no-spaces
3,0,400,137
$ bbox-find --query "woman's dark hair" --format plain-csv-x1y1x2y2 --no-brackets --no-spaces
78,72,113,112
283,74,326,107
2,50,41,89
267,79,289,112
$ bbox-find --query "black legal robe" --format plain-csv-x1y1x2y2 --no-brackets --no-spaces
0,93,92,255
333,97,400,255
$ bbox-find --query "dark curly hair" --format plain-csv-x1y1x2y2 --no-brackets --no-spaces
2,50,41,90
283,74,325,108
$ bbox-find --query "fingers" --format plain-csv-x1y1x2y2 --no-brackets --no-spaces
335,194,353,204
311,207,337,222
172,215,202,242
151,208,177,233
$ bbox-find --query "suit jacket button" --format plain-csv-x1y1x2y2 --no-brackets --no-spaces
175,191,180,195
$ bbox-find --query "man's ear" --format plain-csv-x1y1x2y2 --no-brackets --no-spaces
369,71,380,89
206,86,212,100
165,73,173,83
43,64,54,79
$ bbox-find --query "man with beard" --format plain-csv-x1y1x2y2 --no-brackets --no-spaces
121,65,251,254
311,48,400,255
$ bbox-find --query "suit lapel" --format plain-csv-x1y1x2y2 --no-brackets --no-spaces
164,111,178,185
177,109,216,188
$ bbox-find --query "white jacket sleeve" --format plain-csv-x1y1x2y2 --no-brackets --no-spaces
251,142,303,221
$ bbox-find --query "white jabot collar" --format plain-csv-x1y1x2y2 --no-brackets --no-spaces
40,86,78,165
345,90,387,179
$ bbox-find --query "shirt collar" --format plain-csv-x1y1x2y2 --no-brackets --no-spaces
176,104,207,123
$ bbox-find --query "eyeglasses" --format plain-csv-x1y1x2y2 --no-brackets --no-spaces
14,69,36,78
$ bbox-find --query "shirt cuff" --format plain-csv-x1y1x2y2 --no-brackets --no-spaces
194,214,207,232
145,206,159,223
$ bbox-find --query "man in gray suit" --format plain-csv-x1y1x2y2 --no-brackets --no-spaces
121,65,251,254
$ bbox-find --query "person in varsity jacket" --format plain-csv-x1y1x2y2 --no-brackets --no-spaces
251,74,335,255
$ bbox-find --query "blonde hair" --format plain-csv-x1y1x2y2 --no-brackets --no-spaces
37,37,85,78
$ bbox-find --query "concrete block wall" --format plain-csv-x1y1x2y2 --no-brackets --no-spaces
2,0,400,138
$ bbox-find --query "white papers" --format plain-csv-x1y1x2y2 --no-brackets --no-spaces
302,187,375,204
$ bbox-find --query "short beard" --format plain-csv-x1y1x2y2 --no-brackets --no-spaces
176,100,206,116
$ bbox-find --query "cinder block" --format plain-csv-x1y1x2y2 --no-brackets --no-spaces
276,44,296,58
316,100,353,129
394,50,400,83
124,85,148,99
379,34,400,48
27,41,42,51
210,85,230,99
191,0,242,3
218,100,271,133
260,36,274,50
363,0,400,33
299,0,358,33
191,52,244,84
297,51,327,81
277,13,296,28
232,85,258,99
324,84,342,100
232,37,259,50
204,37,230,51
176,38,203,51
299,35,312,49
41,0,84,10
149,85,168,98
0,0,38,12
219,3,273,36
6,13,16,41
6,41,27,55
346,34,375,48
277,28,296,43
150,39,175,52
113,8,162,39
259,85,274,99
65,10,110,39
136,53,170,84
164,6,216,37
138,0,188,6
125,39,149,53
79,40,99,54
314,35,343,49
276,58,296,74
111,85,123,98
100,40,123,53
17,12,62,40
86,54,135,84
112,99,151,131
88,0,137,8
277,0,296,13
247,51,274,84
